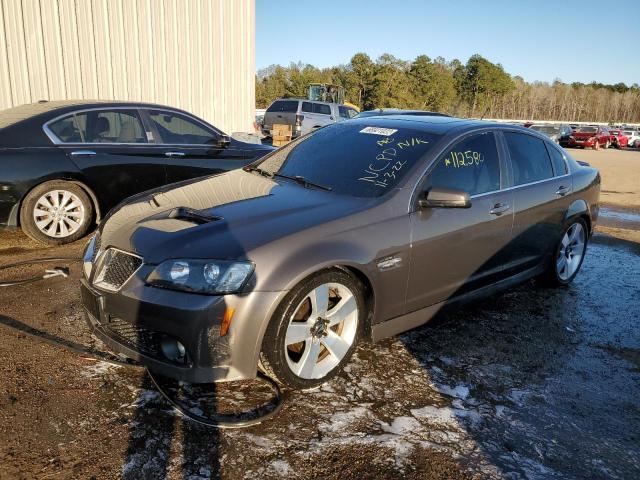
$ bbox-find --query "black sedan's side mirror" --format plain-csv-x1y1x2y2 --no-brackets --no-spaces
217,135,231,148
418,187,471,209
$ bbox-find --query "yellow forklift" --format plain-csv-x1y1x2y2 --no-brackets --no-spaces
308,83,360,112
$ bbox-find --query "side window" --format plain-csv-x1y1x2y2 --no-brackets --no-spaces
504,132,554,186
339,106,358,119
546,144,568,176
49,110,147,144
84,110,147,143
148,110,217,145
48,114,85,143
313,103,331,115
423,132,501,196
302,102,313,113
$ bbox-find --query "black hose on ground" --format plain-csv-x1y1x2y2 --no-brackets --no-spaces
147,369,286,429
0,256,81,287
0,256,286,428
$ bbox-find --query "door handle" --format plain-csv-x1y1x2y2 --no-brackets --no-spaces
70,150,96,156
490,202,511,216
165,151,186,158
556,185,570,196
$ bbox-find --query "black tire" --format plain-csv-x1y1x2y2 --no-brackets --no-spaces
20,180,93,245
593,140,600,150
259,268,366,390
538,217,588,287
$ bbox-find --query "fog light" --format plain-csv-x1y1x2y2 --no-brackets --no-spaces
160,337,186,363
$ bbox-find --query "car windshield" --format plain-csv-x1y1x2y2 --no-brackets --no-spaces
256,122,442,198
531,125,560,134
577,126,598,133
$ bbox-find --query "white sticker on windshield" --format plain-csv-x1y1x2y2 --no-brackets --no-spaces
360,126,398,136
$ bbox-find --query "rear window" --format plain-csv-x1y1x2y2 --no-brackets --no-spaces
504,132,554,186
258,122,442,198
266,100,299,113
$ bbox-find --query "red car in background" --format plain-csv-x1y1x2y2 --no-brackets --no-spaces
568,125,611,150
609,129,629,148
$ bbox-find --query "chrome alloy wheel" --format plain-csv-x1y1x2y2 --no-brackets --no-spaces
33,189,86,238
284,282,359,380
556,222,586,281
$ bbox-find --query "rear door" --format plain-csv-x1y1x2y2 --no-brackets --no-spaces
500,131,572,275
300,102,334,134
51,108,169,211
142,109,248,184
406,130,514,311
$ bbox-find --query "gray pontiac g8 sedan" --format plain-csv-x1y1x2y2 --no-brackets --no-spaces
80,116,600,389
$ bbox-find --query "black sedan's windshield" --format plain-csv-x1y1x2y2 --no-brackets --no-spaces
257,123,442,198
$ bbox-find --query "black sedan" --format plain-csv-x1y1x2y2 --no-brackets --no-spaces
0,101,274,244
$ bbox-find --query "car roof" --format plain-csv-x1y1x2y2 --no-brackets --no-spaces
349,114,528,136
358,108,450,117
0,100,186,129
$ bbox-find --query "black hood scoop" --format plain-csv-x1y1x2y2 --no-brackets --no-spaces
167,207,222,225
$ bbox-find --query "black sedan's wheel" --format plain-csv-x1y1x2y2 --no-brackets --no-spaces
20,181,93,245
539,218,588,286
259,269,365,390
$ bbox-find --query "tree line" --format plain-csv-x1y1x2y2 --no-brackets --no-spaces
256,53,640,123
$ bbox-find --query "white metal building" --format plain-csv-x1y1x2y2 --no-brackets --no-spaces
0,0,255,133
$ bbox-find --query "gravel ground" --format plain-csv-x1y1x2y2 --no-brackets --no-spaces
0,148,638,480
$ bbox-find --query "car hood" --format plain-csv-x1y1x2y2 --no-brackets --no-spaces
98,169,372,264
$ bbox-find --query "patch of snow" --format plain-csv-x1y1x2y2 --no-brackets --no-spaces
432,382,470,399
321,406,372,433
410,405,457,426
380,416,422,435
269,459,293,476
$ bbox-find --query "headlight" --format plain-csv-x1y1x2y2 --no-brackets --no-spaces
569,135,575,140
589,136,596,142
146,259,254,294
82,235,97,278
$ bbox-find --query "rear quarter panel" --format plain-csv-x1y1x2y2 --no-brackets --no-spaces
569,164,600,232
0,147,83,226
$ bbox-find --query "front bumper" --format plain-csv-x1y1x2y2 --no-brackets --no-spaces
80,276,287,383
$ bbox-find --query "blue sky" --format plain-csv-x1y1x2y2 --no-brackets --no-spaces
256,0,639,85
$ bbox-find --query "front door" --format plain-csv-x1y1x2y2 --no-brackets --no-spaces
406,131,514,312
143,109,249,183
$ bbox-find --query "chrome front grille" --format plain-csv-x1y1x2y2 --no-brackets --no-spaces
93,248,142,292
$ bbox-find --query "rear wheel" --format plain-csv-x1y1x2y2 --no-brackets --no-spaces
604,140,610,149
259,269,365,390
19,181,93,245
539,218,588,286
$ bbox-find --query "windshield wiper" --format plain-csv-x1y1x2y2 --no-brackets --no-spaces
243,165,272,178
272,172,333,191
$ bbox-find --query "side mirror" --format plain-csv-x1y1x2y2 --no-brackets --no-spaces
217,134,231,148
418,187,471,209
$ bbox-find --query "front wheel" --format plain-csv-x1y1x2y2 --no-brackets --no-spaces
539,218,588,286
593,140,600,150
259,269,365,390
